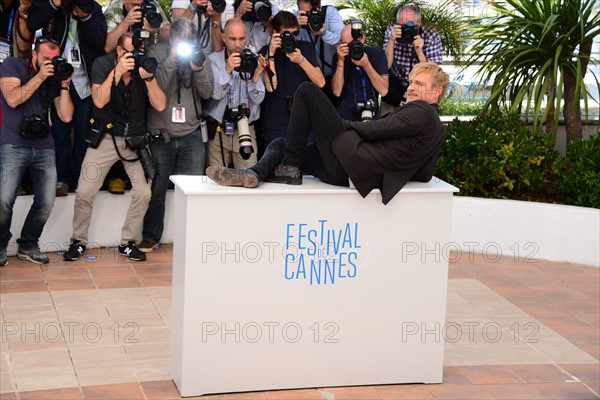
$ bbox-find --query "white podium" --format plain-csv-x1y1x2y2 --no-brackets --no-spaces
169,175,458,397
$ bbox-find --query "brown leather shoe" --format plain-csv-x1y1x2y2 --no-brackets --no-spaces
56,182,69,197
205,166,260,188
264,164,302,185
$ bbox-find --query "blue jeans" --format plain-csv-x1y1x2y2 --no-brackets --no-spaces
142,130,205,243
0,144,57,250
51,87,92,187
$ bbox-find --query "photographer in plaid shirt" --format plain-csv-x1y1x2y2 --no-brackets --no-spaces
381,3,442,115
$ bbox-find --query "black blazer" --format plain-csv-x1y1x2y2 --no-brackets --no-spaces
332,101,446,204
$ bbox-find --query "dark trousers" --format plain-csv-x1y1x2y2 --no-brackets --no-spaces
51,86,92,188
252,83,349,187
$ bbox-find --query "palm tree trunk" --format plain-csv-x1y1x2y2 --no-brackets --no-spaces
562,67,582,144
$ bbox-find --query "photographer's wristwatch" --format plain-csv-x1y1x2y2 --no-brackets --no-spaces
210,20,220,29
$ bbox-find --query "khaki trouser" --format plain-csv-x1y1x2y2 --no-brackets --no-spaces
206,125,258,169
72,135,151,245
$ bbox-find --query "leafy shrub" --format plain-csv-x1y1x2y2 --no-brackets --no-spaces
439,98,484,116
554,133,600,208
436,111,558,198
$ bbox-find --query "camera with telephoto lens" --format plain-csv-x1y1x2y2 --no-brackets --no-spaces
229,103,254,160
234,48,258,74
125,133,156,180
61,0,93,13
196,0,226,14
241,0,272,22
280,31,296,53
348,20,364,61
303,6,325,32
137,0,163,29
355,99,375,121
130,28,158,74
51,56,74,81
395,21,419,44
20,114,49,140
175,40,205,66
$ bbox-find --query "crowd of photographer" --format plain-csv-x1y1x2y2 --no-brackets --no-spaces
0,0,443,266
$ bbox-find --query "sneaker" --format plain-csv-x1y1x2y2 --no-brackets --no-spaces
56,182,69,197
0,246,7,267
264,164,302,185
64,240,86,261
17,247,49,264
108,178,126,195
138,239,157,253
118,241,146,261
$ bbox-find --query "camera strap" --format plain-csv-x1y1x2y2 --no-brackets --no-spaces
197,15,211,50
110,125,140,163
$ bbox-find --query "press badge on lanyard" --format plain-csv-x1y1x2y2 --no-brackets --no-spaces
172,105,186,123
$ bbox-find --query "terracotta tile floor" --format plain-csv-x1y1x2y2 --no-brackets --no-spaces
1,246,598,400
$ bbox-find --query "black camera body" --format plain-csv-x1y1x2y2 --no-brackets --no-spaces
20,114,49,140
175,41,205,67
51,56,74,81
355,99,376,121
197,0,226,14
396,21,420,44
228,103,254,160
130,28,158,74
133,0,162,29
125,132,156,180
304,6,325,32
241,0,272,22
280,31,296,54
234,48,258,74
348,19,364,60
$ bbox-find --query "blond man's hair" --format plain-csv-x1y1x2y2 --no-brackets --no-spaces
409,62,450,103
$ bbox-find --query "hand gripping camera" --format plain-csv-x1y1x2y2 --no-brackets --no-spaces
242,0,272,22
348,20,364,61
280,31,297,54
395,21,420,44
302,6,325,32
175,40,206,67
229,103,254,160
51,56,74,81
355,99,375,122
125,133,156,181
195,0,226,14
137,0,163,29
234,48,258,74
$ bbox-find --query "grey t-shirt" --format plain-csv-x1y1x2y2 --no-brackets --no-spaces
0,57,59,148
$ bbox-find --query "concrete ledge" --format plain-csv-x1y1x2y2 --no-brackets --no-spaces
8,187,600,267
451,196,600,267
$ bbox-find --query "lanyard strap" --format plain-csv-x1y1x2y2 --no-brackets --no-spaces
67,18,78,45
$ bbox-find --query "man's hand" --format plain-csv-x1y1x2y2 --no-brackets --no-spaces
286,48,304,64
269,32,281,55
296,12,308,27
389,24,402,43
19,0,32,15
235,0,252,18
123,5,143,27
351,51,370,68
226,52,241,75
312,25,326,37
116,52,136,76
138,66,155,80
52,0,61,8
413,34,424,53
37,59,55,81
336,42,348,61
